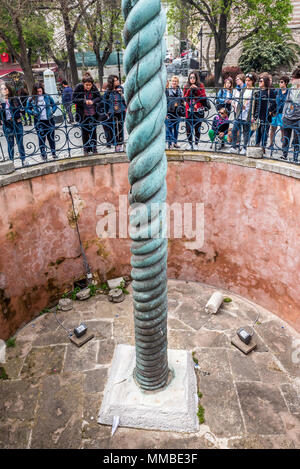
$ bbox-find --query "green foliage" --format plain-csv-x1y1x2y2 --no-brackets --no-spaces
100,282,109,291
6,338,16,348
0,366,8,380
0,3,54,62
197,404,205,424
167,0,293,84
76,0,124,84
239,34,300,73
88,284,100,296
116,280,129,295
69,287,81,300
197,387,205,423
192,351,199,364
61,286,81,300
223,297,232,303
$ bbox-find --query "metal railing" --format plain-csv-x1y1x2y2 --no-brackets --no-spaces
0,92,299,169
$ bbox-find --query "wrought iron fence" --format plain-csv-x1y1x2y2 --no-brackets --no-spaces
0,92,299,169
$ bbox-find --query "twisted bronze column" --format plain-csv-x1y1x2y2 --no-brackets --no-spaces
122,0,169,390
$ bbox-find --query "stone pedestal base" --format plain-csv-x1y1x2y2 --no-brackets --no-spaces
0,339,6,363
0,160,15,175
98,344,199,433
247,146,263,159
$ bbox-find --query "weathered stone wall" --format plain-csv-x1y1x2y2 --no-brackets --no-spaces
0,153,300,339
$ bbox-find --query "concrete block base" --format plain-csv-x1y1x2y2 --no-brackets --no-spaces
98,344,199,433
247,146,263,159
0,160,15,175
0,339,6,363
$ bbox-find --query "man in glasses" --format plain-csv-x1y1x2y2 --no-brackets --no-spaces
282,67,300,162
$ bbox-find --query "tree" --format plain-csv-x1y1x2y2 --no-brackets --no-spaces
167,0,293,86
239,34,300,74
77,0,124,88
36,0,97,87
0,1,53,92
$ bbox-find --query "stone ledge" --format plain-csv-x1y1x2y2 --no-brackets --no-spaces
1,150,300,188
0,153,129,188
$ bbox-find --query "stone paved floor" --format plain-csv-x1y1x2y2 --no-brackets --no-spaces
0,279,300,449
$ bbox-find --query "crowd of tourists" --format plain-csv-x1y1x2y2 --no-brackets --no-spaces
0,66,300,165
165,67,300,162
0,72,126,165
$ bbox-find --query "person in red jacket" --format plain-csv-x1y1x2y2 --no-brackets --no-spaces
183,70,207,150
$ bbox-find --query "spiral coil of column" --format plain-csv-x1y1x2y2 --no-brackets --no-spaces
122,0,169,390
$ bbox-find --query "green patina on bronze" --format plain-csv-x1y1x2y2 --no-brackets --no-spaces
122,0,169,390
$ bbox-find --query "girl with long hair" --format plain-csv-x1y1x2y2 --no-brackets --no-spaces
103,75,126,152
254,73,277,153
183,70,207,150
216,76,233,114
26,83,57,160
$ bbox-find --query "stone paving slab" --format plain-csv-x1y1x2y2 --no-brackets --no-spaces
252,352,288,384
97,339,117,365
1,341,32,380
0,280,299,449
30,373,84,449
236,381,288,435
280,383,300,414
228,349,261,382
63,341,98,372
20,345,66,379
198,377,245,438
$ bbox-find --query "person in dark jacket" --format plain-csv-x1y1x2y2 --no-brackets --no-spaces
254,73,277,152
268,75,289,149
61,80,74,123
72,76,103,155
281,67,300,161
26,83,58,160
166,75,184,149
103,75,126,152
0,82,26,165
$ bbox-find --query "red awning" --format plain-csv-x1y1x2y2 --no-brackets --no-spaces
0,67,23,78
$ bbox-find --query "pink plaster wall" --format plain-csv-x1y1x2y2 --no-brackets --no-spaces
0,160,299,339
